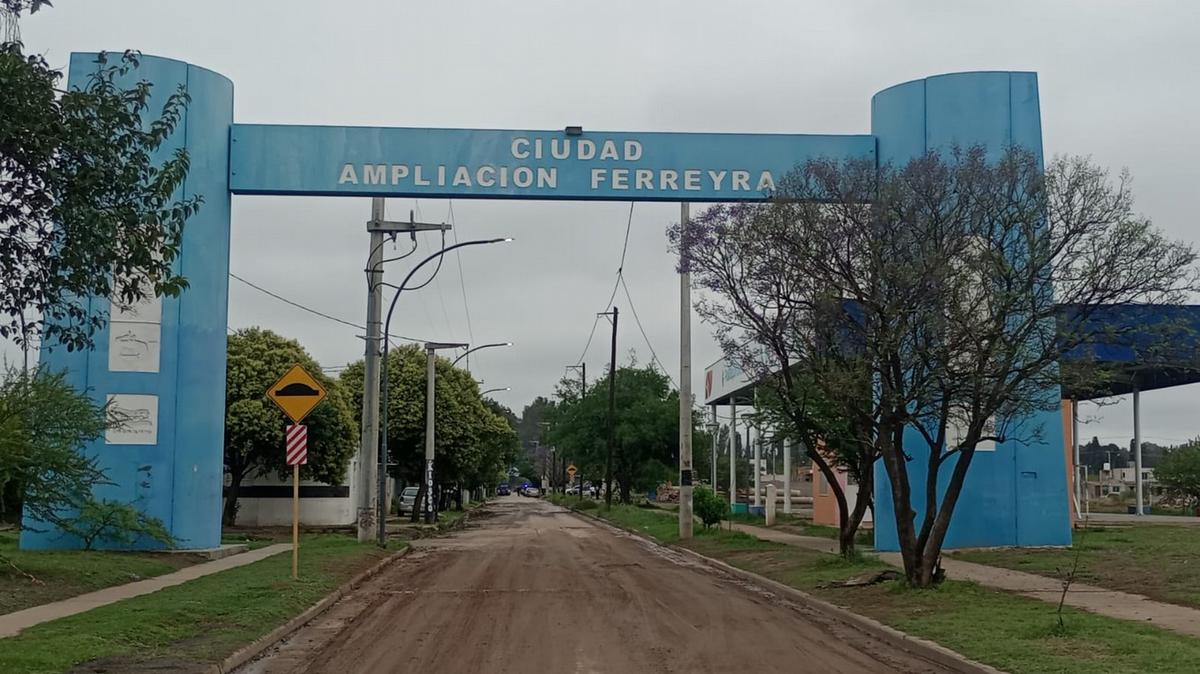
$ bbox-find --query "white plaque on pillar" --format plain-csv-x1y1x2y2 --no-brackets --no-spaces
108,323,162,372
105,394,159,445
110,289,162,324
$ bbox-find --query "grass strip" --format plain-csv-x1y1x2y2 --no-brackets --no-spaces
594,505,1200,674
0,534,398,674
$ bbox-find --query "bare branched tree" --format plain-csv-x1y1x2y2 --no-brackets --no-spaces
673,146,1197,584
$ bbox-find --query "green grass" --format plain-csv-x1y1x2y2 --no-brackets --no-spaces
0,532,202,615
953,525,1200,609
591,506,1200,673
0,534,398,674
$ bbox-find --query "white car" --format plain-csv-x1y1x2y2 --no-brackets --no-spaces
396,486,419,514
524,487,541,497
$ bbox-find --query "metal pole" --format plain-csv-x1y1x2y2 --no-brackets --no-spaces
752,425,760,508
605,307,618,507
1133,385,1143,516
425,346,437,524
679,202,694,540
292,462,300,578
359,197,384,543
729,402,737,506
783,437,792,515
710,405,718,490
1072,398,1081,519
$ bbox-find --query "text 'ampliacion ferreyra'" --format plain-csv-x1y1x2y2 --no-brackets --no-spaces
335,136,780,194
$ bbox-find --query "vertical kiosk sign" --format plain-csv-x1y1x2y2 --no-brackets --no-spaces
267,364,328,579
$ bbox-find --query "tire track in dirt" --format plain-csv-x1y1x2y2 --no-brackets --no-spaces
240,497,958,674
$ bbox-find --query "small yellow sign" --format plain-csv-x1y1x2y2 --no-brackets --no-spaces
266,364,328,423
566,464,578,478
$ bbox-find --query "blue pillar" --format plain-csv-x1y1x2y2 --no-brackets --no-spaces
22,54,233,550
869,72,1071,551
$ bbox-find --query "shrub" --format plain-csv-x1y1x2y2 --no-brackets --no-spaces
693,486,727,529
61,498,176,550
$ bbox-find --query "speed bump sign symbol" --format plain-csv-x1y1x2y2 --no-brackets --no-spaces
267,364,328,423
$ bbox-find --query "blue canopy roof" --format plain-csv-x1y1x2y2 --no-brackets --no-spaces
1059,303,1200,399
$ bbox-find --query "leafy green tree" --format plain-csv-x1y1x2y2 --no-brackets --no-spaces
339,345,517,518
1,3,199,351
549,364,692,504
1156,441,1200,512
223,328,356,525
0,365,107,527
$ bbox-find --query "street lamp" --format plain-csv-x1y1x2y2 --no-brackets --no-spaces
451,342,513,369
706,421,720,489
481,386,510,396
376,237,510,544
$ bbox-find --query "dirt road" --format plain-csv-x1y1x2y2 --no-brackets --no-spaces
240,497,956,673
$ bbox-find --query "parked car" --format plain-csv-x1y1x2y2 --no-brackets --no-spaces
397,486,419,514
524,486,541,497
497,483,511,496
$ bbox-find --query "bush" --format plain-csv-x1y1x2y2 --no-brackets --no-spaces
61,498,176,550
693,486,727,529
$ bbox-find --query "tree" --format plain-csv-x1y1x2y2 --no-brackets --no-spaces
2,3,199,352
223,328,356,525
675,147,1197,585
339,345,517,519
0,365,107,527
673,201,879,558
548,364,688,504
1156,441,1200,512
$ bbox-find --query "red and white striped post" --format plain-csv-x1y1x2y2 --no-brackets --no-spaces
286,424,308,579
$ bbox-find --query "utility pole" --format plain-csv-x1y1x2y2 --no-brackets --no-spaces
358,198,384,543
678,202,694,540
362,203,451,543
602,307,619,507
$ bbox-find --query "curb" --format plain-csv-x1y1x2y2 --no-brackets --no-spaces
207,546,413,674
568,508,1004,674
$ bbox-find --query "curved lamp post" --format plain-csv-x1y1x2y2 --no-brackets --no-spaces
451,342,513,369
376,237,510,545
481,386,510,396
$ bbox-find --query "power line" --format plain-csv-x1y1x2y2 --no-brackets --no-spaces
448,200,476,345
573,203,635,365
229,272,430,343
619,273,677,387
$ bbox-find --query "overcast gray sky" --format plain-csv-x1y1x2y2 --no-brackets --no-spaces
13,0,1200,446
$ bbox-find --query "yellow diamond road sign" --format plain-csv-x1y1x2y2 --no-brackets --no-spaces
267,364,328,423
567,464,578,478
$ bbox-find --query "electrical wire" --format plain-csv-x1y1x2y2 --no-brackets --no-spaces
448,200,476,346
229,272,430,343
572,203,635,365
619,273,677,387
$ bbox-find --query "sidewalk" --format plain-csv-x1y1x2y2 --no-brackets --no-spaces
1086,512,1200,526
0,543,290,638
729,522,1200,639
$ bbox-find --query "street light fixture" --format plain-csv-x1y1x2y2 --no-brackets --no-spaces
481,387,510,396
451,342,513,369
375,237,511,545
